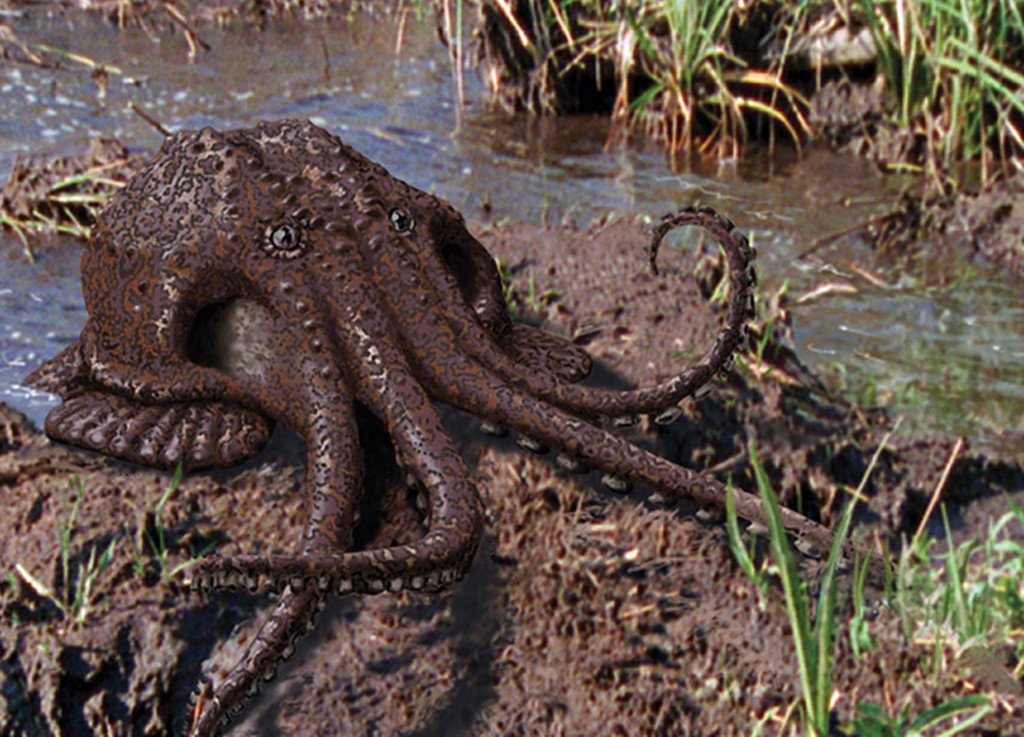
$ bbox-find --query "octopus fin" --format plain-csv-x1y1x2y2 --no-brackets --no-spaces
43,390,273,472
503,323,592,384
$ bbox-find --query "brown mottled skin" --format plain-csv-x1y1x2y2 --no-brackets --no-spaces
25,120,843,735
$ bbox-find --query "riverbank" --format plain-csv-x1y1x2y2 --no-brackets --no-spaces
1,215,1022,734
1,2,1023,734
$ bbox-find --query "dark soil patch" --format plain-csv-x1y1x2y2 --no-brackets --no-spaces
917,173,1024,278
845,169,1024,289
2,216,1023,735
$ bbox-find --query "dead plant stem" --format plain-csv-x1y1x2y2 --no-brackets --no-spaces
491,0,535,53
129,103,172,138
913,437,965,544
442,0,465,131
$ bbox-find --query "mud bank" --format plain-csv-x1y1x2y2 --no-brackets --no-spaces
914,173,1024,279
1,216,1022,735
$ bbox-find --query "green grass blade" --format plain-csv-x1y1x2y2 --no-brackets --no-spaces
813,419,900,724
725,483,765,598
911,694,991,735
750,446,819,732
940,504,972,638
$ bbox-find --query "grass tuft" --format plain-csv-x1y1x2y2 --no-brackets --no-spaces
745,423,892,737
858,0,1024,188
130,463,218,584
733,417,1017,734
496,257,560,316
13,478,117,626
743,419,951,735
474,0,810,163
473,0,1023,180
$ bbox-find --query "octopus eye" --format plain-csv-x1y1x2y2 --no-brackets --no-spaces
389,208,414,234
271,224,298,249
262,222,306,259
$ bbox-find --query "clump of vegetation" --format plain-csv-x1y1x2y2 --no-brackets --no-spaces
730,432,897,736
471,0,1024,185
129,464,219,585
474,0,810,163
858,0,1024,189
730,423,1024,735
0,138,139,260
12,479,118,626
496,256,560,316
896,502,1024,677
7,466,217,628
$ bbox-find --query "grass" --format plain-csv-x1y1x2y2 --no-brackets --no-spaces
473,0,1023,181
474,0,810,163
729,417,1009,735
130,463,218,584
896,501,1024,669
845,696,992,736
744,429,889,736
8,466,215,627
13,479,117,626
627,0,811,159
496,257,560,316
0,162,129,250
0,214,37,263
858,0,1024,188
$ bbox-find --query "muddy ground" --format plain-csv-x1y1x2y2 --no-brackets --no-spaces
1,216,1023,736
912,173,1024,280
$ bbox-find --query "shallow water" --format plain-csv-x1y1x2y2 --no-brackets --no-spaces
1,9,1022,447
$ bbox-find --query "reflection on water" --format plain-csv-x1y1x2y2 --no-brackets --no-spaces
799,279,1024,445
0,9,1022,443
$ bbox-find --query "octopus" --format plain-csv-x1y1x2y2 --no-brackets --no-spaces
24,119,843,735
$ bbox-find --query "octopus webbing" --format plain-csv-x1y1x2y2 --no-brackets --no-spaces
24,119,842,734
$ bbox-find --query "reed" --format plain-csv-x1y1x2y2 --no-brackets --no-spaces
474,0,1023,180
475,0,809,163
858,0,1023,186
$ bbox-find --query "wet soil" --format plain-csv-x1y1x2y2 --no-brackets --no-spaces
2,216,1022,735
801,61,1024,289
913,173,1024,279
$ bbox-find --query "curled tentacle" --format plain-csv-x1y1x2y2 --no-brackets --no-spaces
186,393,363,733
187,333,485,734
419,334,850,566
417,205,756,418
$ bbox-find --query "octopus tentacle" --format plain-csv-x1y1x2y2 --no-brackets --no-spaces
23,339,87,395
502,322,593,384
421,345,842,559
78,331,260,407
192,540,473,598
419,205,755,418
186,372,481,732
191,364,483,606
187,271,487,734
187,587,326,737
43,390,272,471
187,393,364,733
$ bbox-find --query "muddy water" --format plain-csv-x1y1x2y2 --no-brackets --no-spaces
1,9,1022,446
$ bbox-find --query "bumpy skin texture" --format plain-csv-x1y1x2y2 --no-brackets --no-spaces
25,120,839,735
